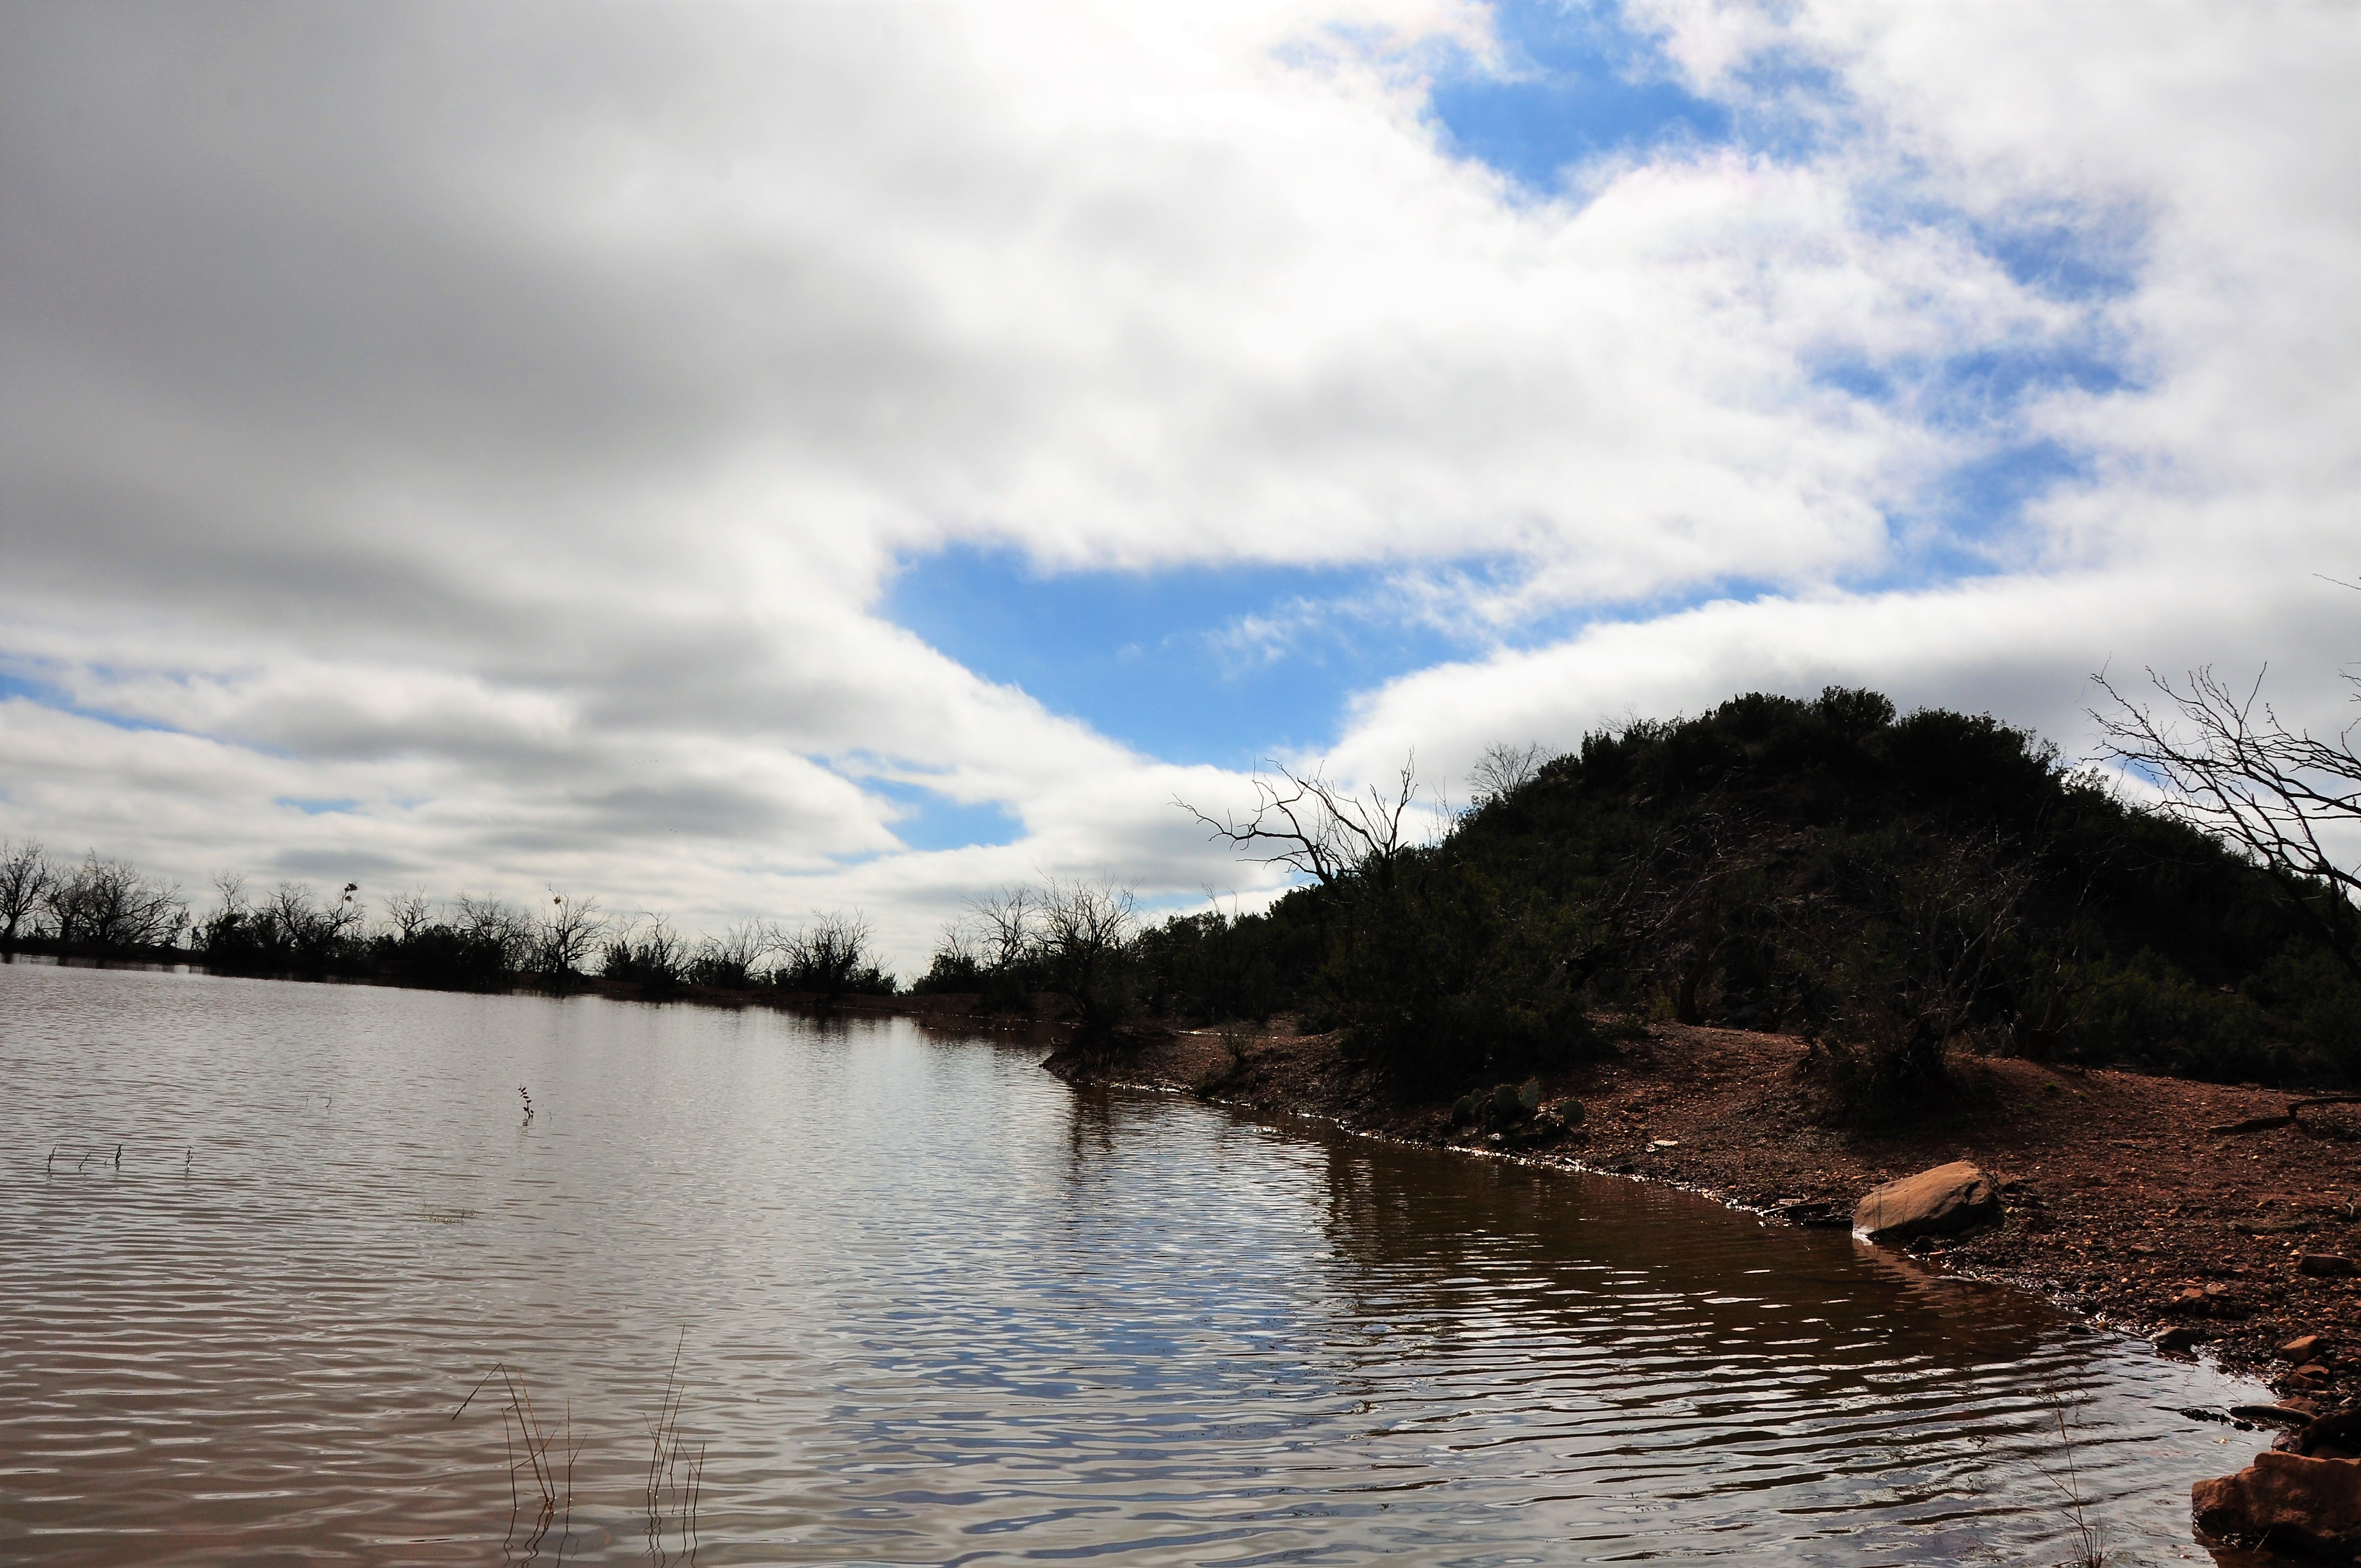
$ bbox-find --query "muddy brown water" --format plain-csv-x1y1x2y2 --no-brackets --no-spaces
1,961,2275,1565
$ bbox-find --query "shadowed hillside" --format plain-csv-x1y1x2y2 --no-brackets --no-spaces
1116,688,2361,1107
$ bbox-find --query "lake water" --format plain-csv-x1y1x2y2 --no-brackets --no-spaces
0,960,2271,1566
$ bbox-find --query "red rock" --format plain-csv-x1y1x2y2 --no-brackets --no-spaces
2282,1335,2327,1360
2193,1451,2361,1558
1852,1161,2001,1243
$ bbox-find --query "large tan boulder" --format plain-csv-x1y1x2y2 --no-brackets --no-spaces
1852,1161,2000,1243
2193,1451,2361,1559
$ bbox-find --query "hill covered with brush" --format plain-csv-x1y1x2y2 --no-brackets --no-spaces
1116,688,2361,1107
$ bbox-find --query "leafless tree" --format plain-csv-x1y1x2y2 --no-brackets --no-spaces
603,914,689,986
1177,755,1424,892
962,886,1038,971
534,889,607,977
452,894,536,970
264,881,363,960
688,919,768,988
382,887,435,941
1468,742,1551,805
2095,662,2361,963
1800,832,2035,1114
774,911,878,995
210,871,249,914
1037,878,1136,1027
0,840,51,945
45,854,188,949
191,873,248,953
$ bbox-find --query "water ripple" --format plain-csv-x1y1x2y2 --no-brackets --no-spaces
0,961,2265,1565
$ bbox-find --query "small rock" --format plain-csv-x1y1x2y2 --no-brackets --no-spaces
2155,1325,2210,1354
2193,1451,2361,1558
1852,1161,2002,1244
1649,1138,1679,1151
1767,1199,1849,1228
2234,1217,2316,1235
2291,1363,2335,1385
1503,1110,1568,1147
2299,1254,2358,1277
2282,1335,2328,1361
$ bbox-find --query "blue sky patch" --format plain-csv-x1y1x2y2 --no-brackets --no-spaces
1424,2,1733,193
276,797,360,816
0,666,182,735
884,548,1475,765
863,776,1025,853
1973,204,2148,303
1934,438,2091,536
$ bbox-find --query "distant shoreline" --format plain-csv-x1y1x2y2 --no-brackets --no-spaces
0,941,1061,1032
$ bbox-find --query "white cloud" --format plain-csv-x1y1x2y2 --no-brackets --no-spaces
2,1,2353,965
1332,0,2360,798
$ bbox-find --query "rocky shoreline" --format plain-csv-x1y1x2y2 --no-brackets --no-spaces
1049,1021,2361,1554
1046,1020,2361,1418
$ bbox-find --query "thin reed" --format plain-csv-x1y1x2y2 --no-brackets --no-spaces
2034,1385,2110,1568
644,1334,707,1567
453,1364,578,1564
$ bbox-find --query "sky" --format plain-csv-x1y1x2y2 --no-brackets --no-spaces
2,1,2357,970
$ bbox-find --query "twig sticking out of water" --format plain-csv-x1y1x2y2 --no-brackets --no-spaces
2034,1385,2109,1568
453,1364,577,1565
645,1333,706,1567
519,1085,534,1125
76,1148,89,1172
46,1146,56,1176
114,1144,122,1170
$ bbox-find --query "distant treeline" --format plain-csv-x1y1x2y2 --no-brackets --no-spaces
0,846,895,998
10,687,2360,1107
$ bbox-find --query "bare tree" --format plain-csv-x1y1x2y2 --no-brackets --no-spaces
265,881,363,961
774,911,879,996
452,894,536,970
962,886,1038,972
534,889,607,977
382,887,434,941
2095,663,2361,963
1468,742,1551,805
0,840,51,945
1037,879,1136,1028
1798,832,2036,1116
210,871,250,916
1177,755,1423,891
603,915,689,986
45,854,188,949
688,919,767,988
